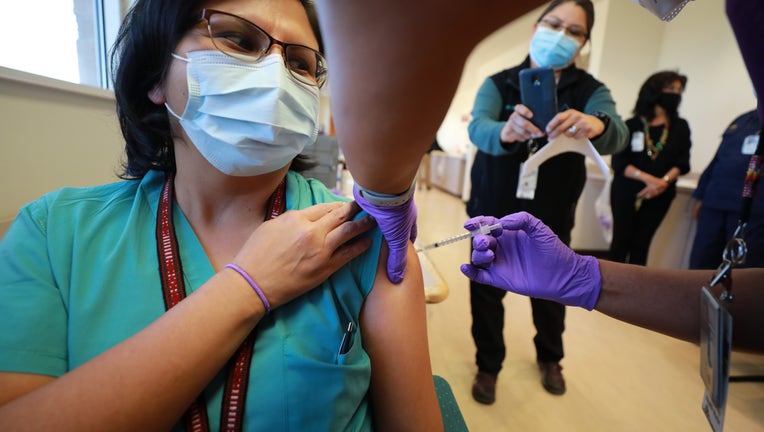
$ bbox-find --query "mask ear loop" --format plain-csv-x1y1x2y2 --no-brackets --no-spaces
164,53,192,120
171,53,190,62
165,103,184,121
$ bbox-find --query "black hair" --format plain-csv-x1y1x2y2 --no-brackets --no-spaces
632,70,688,121
537,0,595,40
111,0,322,179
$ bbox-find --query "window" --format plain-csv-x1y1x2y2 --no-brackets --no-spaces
0,0,128,89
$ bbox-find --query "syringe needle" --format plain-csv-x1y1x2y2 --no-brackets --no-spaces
418,231,472,252
416,223,502,252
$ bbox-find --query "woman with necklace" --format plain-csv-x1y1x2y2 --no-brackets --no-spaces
609,71,691,265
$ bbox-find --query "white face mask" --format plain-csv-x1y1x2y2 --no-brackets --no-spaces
166,51,320,176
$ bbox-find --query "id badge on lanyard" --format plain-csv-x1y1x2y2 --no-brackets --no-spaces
517,163,538,200
741,134,759,155
699,286,733,432
699,126,763,431
517,140,540,200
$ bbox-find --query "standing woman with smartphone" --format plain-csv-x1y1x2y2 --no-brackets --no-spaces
465,0,628,404
609,71,691,265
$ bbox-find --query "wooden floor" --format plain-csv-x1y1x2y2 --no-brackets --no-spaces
415,186,764,432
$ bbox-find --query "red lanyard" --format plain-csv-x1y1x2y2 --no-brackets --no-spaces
156,173,286,432
739,133,763,227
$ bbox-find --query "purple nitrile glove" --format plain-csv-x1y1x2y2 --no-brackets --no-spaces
353,185,417,284
460,212,602,310
463,215,504,266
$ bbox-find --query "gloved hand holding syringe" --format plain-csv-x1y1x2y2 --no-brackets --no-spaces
416,222,503,252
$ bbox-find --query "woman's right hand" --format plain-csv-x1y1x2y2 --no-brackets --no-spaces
460,212,602,310
500,104,545,142
231,201,376,309
637,175,670,200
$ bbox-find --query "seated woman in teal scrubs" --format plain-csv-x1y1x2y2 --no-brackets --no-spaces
0,0,443,430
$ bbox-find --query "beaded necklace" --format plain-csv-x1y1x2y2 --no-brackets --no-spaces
641,116,669,160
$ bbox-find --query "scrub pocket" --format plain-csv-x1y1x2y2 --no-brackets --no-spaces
282,328,372,431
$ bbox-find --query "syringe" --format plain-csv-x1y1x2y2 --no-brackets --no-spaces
416,223,502,252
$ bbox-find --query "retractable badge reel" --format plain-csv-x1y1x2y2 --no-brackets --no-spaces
699,237,741,432
700,146,763,432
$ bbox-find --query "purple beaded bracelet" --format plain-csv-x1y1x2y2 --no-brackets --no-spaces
225,263,271,314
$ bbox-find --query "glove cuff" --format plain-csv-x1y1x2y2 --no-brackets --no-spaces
354,181,416,207
576,255,603,311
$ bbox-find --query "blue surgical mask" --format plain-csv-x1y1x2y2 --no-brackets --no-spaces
166,51,319,176
529,26,582,70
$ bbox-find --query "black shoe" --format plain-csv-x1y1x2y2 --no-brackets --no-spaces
538,361,566,395
472,371,497,404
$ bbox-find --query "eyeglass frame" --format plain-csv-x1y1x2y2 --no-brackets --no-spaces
197,8,328,87
537,18,589,41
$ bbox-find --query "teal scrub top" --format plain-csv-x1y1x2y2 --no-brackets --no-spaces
0,169,383,431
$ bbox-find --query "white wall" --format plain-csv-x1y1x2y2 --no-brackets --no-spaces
593,0,665,121
655,0,756,168
0,67,124,236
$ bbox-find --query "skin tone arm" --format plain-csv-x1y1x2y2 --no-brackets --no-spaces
0,202,374,430
314,0,546,194
362,242,443,431
462,212,764,354
595,261,764,352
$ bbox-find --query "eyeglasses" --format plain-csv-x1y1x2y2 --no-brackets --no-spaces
538,18,589,40
199,8,327,87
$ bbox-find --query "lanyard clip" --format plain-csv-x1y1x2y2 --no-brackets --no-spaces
707,260,733,304
708,234,747,303
708,260,730,290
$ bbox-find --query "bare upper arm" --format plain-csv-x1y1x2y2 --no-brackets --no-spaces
360,242,443,431
0,372,55,406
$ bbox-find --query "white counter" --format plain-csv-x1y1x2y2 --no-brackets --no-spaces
429,151,467,197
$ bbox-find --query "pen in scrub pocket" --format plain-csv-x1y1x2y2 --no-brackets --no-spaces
338,321,354,355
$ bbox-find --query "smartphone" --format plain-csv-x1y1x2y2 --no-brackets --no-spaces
519,67,558,131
